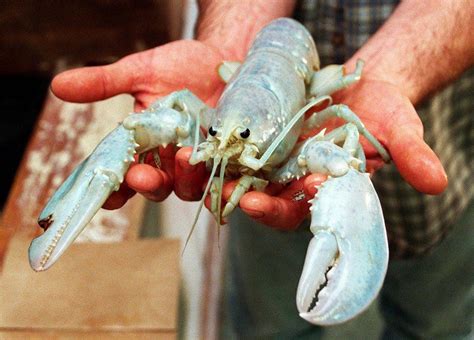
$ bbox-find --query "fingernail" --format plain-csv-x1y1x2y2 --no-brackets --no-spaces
244,208,265,219
178,159,194,174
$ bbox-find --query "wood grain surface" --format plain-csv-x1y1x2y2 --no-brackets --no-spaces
0,237,180,333
0,92,145,269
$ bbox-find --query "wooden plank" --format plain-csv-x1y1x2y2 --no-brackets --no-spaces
0,236,180,333
0,331,176,340
0,92,145,269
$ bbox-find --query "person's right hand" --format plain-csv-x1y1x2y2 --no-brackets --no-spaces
51,40,232,208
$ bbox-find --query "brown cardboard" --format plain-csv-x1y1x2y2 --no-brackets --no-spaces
0,236,180,334
0,331,175,339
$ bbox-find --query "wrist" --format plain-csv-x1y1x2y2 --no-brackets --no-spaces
346,0,474,106
196,0,295,60
345,51,422,106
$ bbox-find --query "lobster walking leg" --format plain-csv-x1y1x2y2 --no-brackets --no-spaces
270,120,369,182
217,61,242,83
221,175,268,218
309,59,364,97
303,104,390,162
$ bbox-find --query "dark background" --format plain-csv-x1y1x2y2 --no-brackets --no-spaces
0,0,182,208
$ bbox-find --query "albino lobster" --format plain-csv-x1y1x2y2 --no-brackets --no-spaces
29,18,390,325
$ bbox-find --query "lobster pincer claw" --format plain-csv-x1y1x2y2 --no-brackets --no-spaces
29,124,137,271
29,90,208,272
296,169,388,325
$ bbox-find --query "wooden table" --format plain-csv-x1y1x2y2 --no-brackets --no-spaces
0,0,185,266
0,92,145,268
0,93,183,338
0,2,185,337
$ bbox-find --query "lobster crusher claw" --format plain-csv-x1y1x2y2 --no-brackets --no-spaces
296,169,388,325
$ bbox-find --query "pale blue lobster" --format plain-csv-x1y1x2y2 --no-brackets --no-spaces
29,18,389,325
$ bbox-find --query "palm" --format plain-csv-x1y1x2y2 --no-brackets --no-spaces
124,40,229,109
51,39,240,207
52,40,231,109
233,79,447,230
333,79,446,194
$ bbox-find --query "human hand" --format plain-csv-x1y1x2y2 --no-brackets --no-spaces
332,77,447,194
51,1,298,225
196,75,447,230
51,40,230,208
235,0,471,230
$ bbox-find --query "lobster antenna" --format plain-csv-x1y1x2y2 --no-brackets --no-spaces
256,96,332,168
190,108,202,160
183,155,221,254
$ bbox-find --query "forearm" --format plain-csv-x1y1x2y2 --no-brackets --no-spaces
348,0,474,105
197,0,296,59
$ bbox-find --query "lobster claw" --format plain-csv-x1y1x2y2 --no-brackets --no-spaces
296,169,388,325
29,91,206,272
29,124,137,271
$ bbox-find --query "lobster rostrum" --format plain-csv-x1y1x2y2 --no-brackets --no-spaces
29,18,390,325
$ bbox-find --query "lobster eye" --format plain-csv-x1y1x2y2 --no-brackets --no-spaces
240,128,250,139
208,126,217,136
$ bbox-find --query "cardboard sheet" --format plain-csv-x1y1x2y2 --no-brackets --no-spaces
0,331,175,339
0,236,180,334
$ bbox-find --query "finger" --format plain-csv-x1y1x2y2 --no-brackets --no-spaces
380,94,448,194
125,163,173,202
239,180,312,230
389,127,447,194
365,159,385,175
303,173,328,197
154,144,176,180
102,183,136,210
174,147,208,201
51,53,144,103
338,80,447,194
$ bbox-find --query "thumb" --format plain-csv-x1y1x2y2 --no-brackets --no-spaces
389,127,447,195
51,54,143,103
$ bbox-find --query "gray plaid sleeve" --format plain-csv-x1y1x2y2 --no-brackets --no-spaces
294,0,474,258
